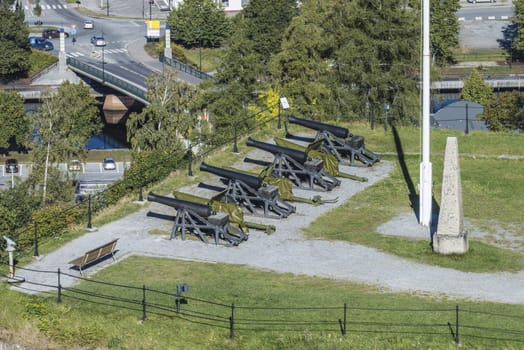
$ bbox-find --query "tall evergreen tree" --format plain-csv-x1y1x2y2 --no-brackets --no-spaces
511,0,524,60
482,91,524,131
431,0,460,66
240,0,298,67
167,0,230,48
0,7,30,81
461,69,492,106
203,0,297,141
272,0,420,121
270,5,334,119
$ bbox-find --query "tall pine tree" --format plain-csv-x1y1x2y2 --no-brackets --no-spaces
0,7,30,81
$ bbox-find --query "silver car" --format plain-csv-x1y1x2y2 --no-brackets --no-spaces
90,35,106,47
102,157,116,170
83,20,94,29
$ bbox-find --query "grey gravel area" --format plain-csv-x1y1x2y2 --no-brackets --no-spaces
11,160,524,304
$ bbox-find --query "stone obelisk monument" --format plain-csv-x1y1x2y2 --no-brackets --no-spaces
433,137,468,254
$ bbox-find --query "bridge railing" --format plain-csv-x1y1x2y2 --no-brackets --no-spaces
159,54,213,81
66,57,148,103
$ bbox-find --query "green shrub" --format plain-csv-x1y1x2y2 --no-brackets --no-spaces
91,150,183,214
17,204,85,248
28,50,58,76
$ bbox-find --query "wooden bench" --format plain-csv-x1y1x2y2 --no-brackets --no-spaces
68,239,119,275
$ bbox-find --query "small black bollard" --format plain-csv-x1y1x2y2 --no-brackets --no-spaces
233,127,238,153
33,222,39,257
229,303,235,340
57,268,62,304
465,103,469,135
455,304,460,345
187,144,193,176
343,303,347,336
142,284,147,321
87,194,92,229
138,169,144,202
277,103,282,130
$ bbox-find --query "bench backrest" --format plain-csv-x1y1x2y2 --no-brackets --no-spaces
80,239,118,266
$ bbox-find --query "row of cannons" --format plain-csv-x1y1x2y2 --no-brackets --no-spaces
147,116,380,246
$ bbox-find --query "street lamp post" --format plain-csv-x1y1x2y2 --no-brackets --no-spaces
102,45,105,83
106,0,109,16
10,166,14,189
149,0,153,21
196,28,202,73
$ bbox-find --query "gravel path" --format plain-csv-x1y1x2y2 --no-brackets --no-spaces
12,161,524,304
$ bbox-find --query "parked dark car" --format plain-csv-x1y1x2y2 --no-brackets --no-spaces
5,159,19,173
42,29,70,39
29,36,54,51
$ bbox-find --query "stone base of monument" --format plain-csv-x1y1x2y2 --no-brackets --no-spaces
432,232,468,255
5,276,25,284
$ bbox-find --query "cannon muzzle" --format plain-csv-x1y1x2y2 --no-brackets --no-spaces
288,116,349,139
200,162,263,190
147,192,214,217
246,137,308,164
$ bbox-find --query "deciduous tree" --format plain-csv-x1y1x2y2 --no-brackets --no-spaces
0,90,30,154
126,69,200,154
30,81,101,205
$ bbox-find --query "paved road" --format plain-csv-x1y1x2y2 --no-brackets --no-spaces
0,161,127,190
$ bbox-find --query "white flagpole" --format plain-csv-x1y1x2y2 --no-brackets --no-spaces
420,0,432,226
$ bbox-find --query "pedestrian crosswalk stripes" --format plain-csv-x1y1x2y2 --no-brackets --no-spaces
25,3,68,10
66,48,128,58
66,52,85,57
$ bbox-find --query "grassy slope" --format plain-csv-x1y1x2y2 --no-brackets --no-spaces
2,256,524,350
1,126,523,349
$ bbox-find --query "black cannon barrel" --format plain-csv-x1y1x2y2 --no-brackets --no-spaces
147,192,214,217
246,137,308,164
200,162,263,190
288,116,349,139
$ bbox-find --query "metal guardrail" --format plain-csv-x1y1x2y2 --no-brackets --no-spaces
432,77,524,90
66,57,149,104
159,54,213,81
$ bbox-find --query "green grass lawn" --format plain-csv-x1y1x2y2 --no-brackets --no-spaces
301,125,524,272
2,126,523,349
1,256,523,350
